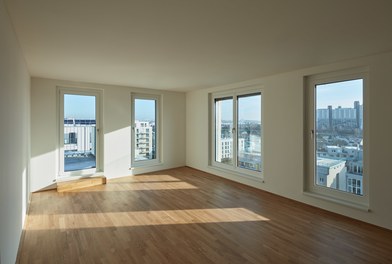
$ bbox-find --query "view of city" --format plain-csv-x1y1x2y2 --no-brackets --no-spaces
133,98,157,161
134,120,156,161
64,118,97,171
216,120,262,172
315,79,364,196
215,94,262,172
63,94,97,172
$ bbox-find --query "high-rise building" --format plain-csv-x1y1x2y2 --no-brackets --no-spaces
134,121,154,160
316,102,363,131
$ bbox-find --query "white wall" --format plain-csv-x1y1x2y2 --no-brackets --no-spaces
186,51,392,230
30,78,186,191
0,0,31,263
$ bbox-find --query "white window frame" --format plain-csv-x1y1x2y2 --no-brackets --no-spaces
57,87,103,178
304,68,369,209
131,93,162,168
210,86,263,180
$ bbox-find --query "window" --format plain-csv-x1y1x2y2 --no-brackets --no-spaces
211,89,262,178
65,132,77,144
131,94,161,167
58,87,102,177
305,68,368,207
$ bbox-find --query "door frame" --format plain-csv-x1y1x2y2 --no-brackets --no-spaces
57,86,103,178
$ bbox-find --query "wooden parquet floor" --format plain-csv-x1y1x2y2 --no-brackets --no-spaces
17,167,392,263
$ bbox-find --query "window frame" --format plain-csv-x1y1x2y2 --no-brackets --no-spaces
131,93,162,168
304,68,369,209
57,86,103,178
210,87,263,180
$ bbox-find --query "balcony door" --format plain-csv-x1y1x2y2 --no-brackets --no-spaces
59,88,101,177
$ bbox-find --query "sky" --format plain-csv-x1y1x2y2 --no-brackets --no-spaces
316,79,363,109
238,94,261,121
135,99,156,121
64,79,360,121
64,95,156,121
217,94,261,121
64,94,96,119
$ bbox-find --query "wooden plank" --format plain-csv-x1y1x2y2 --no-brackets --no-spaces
56,176,106,192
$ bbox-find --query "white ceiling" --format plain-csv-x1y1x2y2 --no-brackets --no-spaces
5,0,392,91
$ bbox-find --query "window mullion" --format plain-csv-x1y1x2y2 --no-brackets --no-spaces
233,95,238,169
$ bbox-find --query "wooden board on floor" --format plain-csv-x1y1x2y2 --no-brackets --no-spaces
56,176,106,192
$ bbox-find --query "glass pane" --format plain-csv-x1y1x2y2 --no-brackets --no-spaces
134,99,156,161
215,98,233,165
64,94,96,172
315,79,363,196
237,93,261,172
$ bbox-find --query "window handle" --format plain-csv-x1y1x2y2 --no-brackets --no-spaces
311,129,314,139
232,128,236,133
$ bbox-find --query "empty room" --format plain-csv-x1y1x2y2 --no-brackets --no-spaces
1,0,392,263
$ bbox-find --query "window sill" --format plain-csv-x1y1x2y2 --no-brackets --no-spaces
303,191,370,212
130,161,163,170
208,165,265,184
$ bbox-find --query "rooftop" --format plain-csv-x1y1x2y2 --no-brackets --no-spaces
317,158,345,168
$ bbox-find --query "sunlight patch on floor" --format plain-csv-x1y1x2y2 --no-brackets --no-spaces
110,174,182,183
26,208,269,230
72,181,198,192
